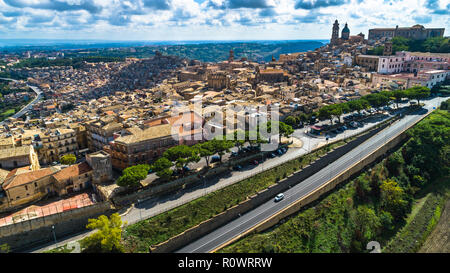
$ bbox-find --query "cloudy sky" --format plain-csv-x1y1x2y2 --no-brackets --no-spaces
0,0,448,40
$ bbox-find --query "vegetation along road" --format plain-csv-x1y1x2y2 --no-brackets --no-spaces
177,97,442,253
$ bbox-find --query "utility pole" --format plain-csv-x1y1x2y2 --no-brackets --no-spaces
137,199,142,221
52,225,57,248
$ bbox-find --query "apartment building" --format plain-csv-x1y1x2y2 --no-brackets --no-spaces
372,69,450,89
84,117,123,152
108,124,177,170
39,128,79,164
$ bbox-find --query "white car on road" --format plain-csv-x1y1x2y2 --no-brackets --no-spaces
274,193,285,202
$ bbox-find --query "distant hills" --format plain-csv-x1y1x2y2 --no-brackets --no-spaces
0,40,327,63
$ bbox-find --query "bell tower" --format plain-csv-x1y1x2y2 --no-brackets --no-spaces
383,41,393,56
331,20,339,45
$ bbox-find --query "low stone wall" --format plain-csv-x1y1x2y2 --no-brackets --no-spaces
148,120,394,253
0,202,112,251
112,151,275,207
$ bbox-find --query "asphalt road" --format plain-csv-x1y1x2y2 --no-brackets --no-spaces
0,77,43,126
176,97,443,253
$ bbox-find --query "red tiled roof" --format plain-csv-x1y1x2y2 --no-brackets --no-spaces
3,168,55,190
52,162,92,182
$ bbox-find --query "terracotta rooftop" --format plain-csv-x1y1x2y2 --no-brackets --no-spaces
115,124,173,144
2,168,56,190
52,162,92,182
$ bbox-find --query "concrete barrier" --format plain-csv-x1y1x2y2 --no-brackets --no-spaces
112,151,276,207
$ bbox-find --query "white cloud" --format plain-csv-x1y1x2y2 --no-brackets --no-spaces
0,0,447,39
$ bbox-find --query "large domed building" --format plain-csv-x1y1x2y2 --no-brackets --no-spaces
341,23,350,40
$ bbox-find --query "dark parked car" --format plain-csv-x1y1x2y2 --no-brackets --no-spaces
269,153,276,158
211,155,221,163
233,165,242,171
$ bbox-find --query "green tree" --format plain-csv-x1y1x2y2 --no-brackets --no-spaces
262,121,293,143
284,116,297,127
163,145,200,171
355,173,372,201
391,36,410,53
379,211,395,231
210,138,234,162
117,164,150,187
231,130,246,153
152,157,173,179
247,130,267,147
440,98,450,110
406,86,430,105
391,90,406,109
80,213,124,253
385,152,405,176
334,103,350,123
60,154,76,165
363,93,390,108
422,37,450,53
0,243,10,253
347,99,370,114
353,206,381,242
156,168,173,180
380,179,408,218
194,141,216,166
318,104,334,124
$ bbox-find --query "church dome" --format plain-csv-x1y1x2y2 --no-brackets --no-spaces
342,23,350,33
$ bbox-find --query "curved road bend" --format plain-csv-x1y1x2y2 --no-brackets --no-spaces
177,98,441,253
0,77,43,126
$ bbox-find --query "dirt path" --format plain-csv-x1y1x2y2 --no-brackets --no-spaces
419,199,450,253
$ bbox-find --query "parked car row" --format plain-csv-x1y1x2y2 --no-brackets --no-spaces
268,147,287,158
232,146,288,172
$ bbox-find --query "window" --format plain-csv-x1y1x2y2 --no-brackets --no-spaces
34,182,38,187
25,185,28,191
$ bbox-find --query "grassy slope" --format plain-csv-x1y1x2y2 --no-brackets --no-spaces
383,177,449,253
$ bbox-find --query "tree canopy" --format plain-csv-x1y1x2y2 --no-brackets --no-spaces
60,154,76,165
80,213,124,253
117,164,150,187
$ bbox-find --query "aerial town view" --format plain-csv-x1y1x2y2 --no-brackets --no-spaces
0,0,449,268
